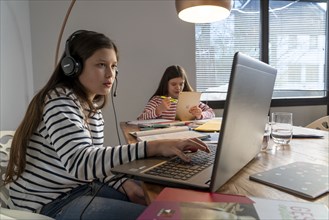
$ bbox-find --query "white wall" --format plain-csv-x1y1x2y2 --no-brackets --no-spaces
1,1,327,146
0,0,34,130
29,0,195,146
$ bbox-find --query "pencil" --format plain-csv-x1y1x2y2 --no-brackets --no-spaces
160,96,178,103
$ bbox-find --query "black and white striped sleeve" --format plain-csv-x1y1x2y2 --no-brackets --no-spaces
43,91,147,181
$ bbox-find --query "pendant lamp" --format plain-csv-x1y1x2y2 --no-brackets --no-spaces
176,0,232,23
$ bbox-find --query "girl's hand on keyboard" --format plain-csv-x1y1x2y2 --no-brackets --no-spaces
147,138,210,162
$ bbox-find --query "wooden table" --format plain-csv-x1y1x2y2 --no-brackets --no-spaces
120,122,329,206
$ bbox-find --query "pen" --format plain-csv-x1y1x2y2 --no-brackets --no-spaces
160,96,178,103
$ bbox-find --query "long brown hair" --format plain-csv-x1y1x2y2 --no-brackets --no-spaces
4,30,118,184
152,65,193,98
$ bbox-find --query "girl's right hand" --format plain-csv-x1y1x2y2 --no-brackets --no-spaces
156,97,171,115
147,138,210,162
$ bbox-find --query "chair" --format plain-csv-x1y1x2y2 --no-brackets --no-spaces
0,130,15,208
0,131,54,219
305,116,329,131
0,207,54,220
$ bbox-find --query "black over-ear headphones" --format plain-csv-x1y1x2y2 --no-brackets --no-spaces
61,30,85,77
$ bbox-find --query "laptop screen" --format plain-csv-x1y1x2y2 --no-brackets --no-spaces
210,52,277,192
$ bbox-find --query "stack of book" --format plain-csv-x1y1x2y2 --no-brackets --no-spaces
129,126,210,142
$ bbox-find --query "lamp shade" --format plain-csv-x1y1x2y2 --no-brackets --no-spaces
176,0,232,23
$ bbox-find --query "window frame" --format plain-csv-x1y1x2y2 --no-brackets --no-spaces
202,0,329,114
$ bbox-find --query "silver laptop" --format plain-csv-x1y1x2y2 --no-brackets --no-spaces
111,52,277,192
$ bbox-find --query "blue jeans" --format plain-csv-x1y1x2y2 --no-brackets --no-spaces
40,181,146,220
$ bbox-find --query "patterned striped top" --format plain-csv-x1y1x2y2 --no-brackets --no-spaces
8,87,147,213
137,96,215,120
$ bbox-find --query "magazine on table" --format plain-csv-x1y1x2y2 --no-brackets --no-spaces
137,187,328,220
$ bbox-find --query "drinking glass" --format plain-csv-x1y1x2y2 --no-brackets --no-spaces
261,116,271,151
271,112,293,145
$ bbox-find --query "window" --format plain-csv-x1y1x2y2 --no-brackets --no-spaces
196,0,328,105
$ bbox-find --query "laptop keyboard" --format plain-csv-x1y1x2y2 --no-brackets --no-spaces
145,144,217,180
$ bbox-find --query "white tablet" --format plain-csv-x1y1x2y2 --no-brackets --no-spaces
175,91,201,121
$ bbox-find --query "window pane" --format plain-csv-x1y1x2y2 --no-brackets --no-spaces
196,0,260,101
269,0,327,98
196,0,328,101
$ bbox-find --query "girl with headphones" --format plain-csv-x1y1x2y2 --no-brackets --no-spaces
4,30,209,219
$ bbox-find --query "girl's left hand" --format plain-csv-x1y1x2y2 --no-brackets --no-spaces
189,106,202,119
119,179,146,205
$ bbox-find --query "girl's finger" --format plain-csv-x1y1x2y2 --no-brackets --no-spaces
187,138,210,153
175,149,191,162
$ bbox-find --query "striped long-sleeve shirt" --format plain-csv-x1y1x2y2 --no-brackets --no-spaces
137,96,215,120
8,87,147,213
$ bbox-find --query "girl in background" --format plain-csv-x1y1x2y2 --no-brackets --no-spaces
137,65,215,120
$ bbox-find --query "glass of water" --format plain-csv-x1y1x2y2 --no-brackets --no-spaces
261,116,271,151
271,112,293,145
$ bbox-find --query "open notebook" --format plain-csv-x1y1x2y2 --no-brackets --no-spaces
111,52,277,192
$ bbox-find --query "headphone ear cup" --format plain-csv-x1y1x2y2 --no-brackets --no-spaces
61,55,81,77
61,30,85,77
